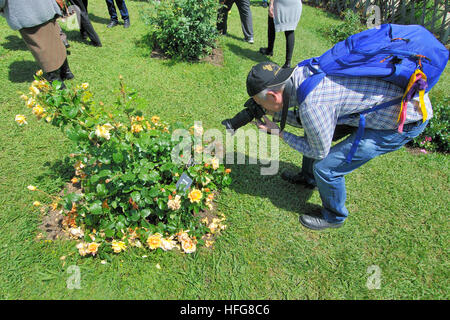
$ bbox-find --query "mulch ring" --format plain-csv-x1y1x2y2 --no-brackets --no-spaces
151,46,224,67
36,183,226,249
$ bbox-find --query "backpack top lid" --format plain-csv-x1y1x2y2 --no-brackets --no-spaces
317,24,449,91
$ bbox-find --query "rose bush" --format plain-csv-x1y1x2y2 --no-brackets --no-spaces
18,72,231,259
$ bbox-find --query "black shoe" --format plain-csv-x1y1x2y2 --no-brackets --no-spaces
123,19,130,28
300,213,344,231
259,47,273,56
282,61,291,69
107,20,118,28
281,170,316,189
90,40,102,47
60,58,74,81
46,70,66,90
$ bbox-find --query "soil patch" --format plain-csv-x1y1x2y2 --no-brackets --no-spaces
36,183,225,248
151,46,224,67
36,182,82,241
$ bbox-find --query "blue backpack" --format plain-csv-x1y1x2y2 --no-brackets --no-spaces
296,24,449,162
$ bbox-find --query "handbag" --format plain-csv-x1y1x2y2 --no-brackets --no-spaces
58,1,80,31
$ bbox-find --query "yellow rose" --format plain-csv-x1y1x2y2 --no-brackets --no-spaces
32,105,45,117
151,115,160,124
181,239,196,254
26,98,36,108
27,185,37,191
131,123,143,133
210,157,219,170
81,83,89,90
29,85,40,96
36,69,43,76
15,114,28,125
95,123,114,140
168,195,181,211
76,242,88,256
87,242,100,255
176,230,190,243
188,189,202,203
147,233,163,250
160,237,177,251
33,201,41,207
111,240,127,253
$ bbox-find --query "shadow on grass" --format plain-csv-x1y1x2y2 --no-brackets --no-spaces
63,29,88,44
226,153,316,216
87,13,111,25
226,43,271,63
8,60,41,83
34,157,75,193
1,35,28,51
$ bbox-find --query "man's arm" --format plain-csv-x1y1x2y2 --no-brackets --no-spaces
282,103,338,160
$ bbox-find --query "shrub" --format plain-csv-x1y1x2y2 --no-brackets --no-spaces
17,73,231,259
142,0,220,61
409,97,449,153
326,9,364,44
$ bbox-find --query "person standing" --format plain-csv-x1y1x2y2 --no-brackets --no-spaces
245,61,433,230
105,0,130,28
0,0,74,85
259,0,302,68
217,0,254,43
68,0,102,46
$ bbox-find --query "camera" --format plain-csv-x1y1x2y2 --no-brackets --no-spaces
221,98,266,134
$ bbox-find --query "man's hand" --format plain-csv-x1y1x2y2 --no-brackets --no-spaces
253,115,282,137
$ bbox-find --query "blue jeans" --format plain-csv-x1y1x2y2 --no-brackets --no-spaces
106,0,129,21
301,120,429,223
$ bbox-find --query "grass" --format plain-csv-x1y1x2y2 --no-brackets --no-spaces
0,0,448,299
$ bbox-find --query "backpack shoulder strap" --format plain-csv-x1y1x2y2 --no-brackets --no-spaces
296,58,326,106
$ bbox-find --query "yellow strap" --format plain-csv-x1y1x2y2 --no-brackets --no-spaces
419,89,427,122
398,69,427,123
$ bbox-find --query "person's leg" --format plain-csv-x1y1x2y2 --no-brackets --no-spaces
105,0,118,22
283,30,294,68
312,120,429,225
115,0,129,21
80,11,102,45
217,0,233,35
236,0,254,41
259,15,275,55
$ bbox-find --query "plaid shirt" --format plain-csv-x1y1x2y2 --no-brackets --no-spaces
275,66,433,160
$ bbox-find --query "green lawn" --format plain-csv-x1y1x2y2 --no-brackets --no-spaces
0,0,448,299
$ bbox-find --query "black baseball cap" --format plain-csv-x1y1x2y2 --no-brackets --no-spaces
246,62,295,96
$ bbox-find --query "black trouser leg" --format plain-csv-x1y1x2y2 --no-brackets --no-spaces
60,58,75,80
217,0,232,35
267,15,275,51
69,0,101,45
284,30,295,68
80,11,102,45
